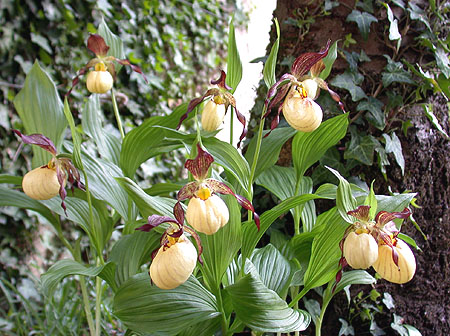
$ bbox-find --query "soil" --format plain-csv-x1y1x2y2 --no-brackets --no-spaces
257,1,450,335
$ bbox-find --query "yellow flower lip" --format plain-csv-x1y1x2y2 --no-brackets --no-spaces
94,62,107,72
196,187,212,201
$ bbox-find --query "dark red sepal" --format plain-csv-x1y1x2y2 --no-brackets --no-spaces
348,205,371,222
173,201,185,225
375,208,411,227
177,181,198,201
211,70,232,91
13,130,57,156
137,215,179,232
264,74,295,117
263,104,284,139
56,165,68,216
87,34,109,57
185,144,214,181
291,40,331,78
184,226,203,264
206,178,260,230
176,89,217,130
115,58,148,83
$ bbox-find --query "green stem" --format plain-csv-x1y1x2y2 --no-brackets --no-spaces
229,107,234,146
288,287,309,308
95,260,102,336
315,300,330,336
79,276,96,336
111,88,125,139
215,286,229,335
248,115,266,197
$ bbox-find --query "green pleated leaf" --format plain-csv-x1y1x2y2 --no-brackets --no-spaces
120,103,188,177
179,317,221,336
292,114,348,181
41,195,111,254
116,177,176,218
200,195,242,289
245,127,297,181
145,182,183,197
41,259,116,296
303,208,349,290
256,166,315,231
79,149,133,220
0,174,22,185
109,230,161,289
82,94,121,165
63,98,83,169
113,274,220,334
242,193,323,261
203,137,250,193
0,186,57,226
13,61,67,167
226,260,310,333
326,167,357,223
98,17,126,59
226,17,242,93
263,18,280,88
319,40,338,80
250,244,291,296
290,224,326,266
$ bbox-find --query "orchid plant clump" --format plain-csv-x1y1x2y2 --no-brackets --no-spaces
2,18,421,336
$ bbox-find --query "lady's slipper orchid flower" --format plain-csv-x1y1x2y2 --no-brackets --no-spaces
264,40,345,136
13,130,85,215
67,34,147,96
336,205,415,285
178,144,260,233
177,71,248,148
137,202,202,289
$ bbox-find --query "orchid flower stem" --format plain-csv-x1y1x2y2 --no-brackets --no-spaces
195,109,203,148
79,276,96,336
95,258,102,336
111,88,125,139
214,285,229,335
315,302,329,336
229,107,234,146
249,108,268,196
288,287,309,308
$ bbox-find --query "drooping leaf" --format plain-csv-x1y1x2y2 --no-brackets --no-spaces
116,177,176,218
113,274,220,334
109,230,161,289
0,186,58,227
346,10,378,40
422,104,449,138
330,71,367,101
293,113,349,180
226,260,310,333
13,61,67,167
263,18,280,88
41,259,116,296
226,17,242,93
245,127,297,181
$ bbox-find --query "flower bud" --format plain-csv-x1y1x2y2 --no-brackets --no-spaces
301,79,320,100
201,99,226,132
86,63,113,94
343,231,379,269
22,166,64,200
150,234,197,289
283,96,323,132
186,194,229,235
372,239,416,284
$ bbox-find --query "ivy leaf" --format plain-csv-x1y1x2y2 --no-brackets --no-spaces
382,55,415,87
383,132,405,175
422,103,449,138
330,71,367,101
383,3,401,41
435,47,450,79
344,127,376,165
357,97,385,130
346,10,378,40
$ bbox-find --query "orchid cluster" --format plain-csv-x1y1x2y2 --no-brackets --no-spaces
339,205,416,284
13,130,84,215
138,144,259,289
